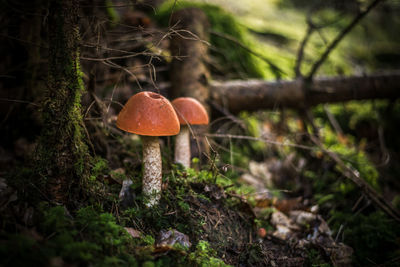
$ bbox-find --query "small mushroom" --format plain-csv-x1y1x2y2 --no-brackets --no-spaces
116,91,180,206
171,97,209,168
257,227,267,238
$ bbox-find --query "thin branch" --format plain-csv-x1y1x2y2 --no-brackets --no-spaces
309,135,400,223
81,51,156,61
307,0,384,80
205,133,315,150
168,0,179,27
208,100,246,129
324,104,344,136
294,18,315,78
169,27,211,46
0,98,39,106
101,59,143,90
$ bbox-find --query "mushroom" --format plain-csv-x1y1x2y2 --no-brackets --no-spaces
257,227,267,238
171,97,209,168
116,91,180,206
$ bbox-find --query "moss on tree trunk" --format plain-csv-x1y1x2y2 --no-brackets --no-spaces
36,0,89,204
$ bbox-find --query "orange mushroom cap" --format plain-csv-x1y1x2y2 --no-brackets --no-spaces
116,91,180,136
257,228,267,238
171,97,209,125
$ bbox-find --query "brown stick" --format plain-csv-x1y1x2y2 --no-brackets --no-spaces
210,71,400,114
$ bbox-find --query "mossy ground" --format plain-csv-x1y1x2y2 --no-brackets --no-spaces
1,163,312,266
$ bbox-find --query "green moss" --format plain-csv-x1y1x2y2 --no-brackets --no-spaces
105,0,121,26
303,101,400,265
188,241,232,267
314,101,387,133
325,132,379,190
141,235,155,246
142,261,156,267
90,157,110,181
1,205,139,266
35,0,91,202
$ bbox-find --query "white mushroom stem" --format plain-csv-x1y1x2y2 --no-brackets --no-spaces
141,136,162,206
174,125,191,168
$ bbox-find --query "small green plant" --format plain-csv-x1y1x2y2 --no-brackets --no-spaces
188,241,231,267
90,156,109,181
141,235,155,246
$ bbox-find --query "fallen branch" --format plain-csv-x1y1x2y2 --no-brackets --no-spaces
210,71,400,113
309,135,400,223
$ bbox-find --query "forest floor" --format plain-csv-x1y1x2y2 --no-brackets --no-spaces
1,0,400,266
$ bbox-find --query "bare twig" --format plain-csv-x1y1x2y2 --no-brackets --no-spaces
168,22,211,46
0,98,39,106
295,8,347,77
323,104,344,136
101,59,143,90
205,133,315,150
208,100,246,129
295,17,315,78
307,0,384,80
168,0,179,27
81,51,156,61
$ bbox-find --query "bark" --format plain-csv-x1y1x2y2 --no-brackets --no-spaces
170,8,210,107
170,8,210,161
174,125,191,168
36,0,89,203
210,72,400,114
142,136,162,207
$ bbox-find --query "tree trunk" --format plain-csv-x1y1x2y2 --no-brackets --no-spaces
210,72,400,113
36,0,89,204
169,8,210,162
170,8,210,106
